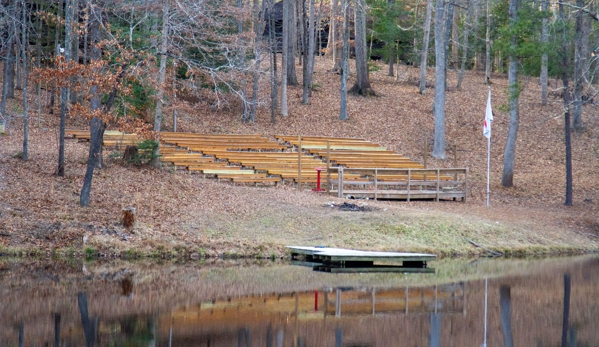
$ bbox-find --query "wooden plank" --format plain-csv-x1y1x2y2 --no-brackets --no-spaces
287,246,436,262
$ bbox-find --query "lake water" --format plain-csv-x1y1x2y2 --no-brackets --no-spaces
0,255,597,346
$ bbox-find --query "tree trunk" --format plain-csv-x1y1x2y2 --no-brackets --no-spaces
21,0,29,161
339,0,349,120
572,0,585,130
499,286,514,347
50,0,64,114
451,6,459,70
152,0,169,167
457,0,472,89
389,0,396,77
302,0,316,104
316,0,324,57
5,37,16,100
36,0,43,127
250,0,264,122
1,35,15,114
432,0,446,159
287,0,299,85
71,0,80,104
443,0,454,89
501,0,520,188
269,0,278,121
57,0,73,177
559,1,573,206
326,0,337,62
80,117,106,207
79,0,104,207
299,0,306,68
419,0,433,94
349,0,374,96
485,0,491,84
540,0,548,105
281,0,290,116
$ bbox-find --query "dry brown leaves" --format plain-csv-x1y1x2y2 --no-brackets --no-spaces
1,56,599,255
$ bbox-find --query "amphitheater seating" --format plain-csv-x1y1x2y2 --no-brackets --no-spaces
67,130,437,189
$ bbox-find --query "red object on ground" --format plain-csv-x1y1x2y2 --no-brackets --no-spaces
314,290,319,311
312,167,325,192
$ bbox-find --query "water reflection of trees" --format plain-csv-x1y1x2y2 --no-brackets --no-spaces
1,258,598,346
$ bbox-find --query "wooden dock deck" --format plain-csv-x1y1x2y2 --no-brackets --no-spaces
287,246,436,273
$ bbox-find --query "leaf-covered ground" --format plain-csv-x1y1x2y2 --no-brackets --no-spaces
1,57,598,257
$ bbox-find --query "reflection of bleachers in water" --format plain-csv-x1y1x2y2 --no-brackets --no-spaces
165,283,466,334
324,284,466,317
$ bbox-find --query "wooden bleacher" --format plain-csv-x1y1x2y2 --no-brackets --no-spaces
65,130,466,200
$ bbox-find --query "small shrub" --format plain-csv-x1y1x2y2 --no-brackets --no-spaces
124,139,159,165
84,246,97,260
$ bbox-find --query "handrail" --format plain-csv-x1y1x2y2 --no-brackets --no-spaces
327,167,468,202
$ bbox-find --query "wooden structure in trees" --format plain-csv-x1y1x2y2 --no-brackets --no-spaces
66,130,468,201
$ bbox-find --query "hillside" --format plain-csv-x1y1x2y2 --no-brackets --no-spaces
1,57,598,257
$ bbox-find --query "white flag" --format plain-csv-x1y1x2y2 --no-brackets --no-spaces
483,90,493,139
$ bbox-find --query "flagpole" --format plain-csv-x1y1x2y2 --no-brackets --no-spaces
486,86,491,208
487,132,490,207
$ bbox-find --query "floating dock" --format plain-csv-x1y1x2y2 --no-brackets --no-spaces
287,246,436,273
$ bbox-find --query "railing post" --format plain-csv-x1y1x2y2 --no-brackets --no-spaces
407,169,411,202
326,141,331,194
337,167,344,198
297,135,302,189
436,169,440,202
464,168,468,202
374,168,378,201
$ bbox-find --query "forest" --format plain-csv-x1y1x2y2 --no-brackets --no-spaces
1,0,599,257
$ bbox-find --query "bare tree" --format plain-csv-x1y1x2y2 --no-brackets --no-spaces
457,0,473,89
287,0,299,85
281,0,290,116
540,0,548,105
558,1,573,206
57,0,73,177
501,0,520,188
302,0,316,104
572,0,586,130
432,0,446,159
1,1,17,114
326,0,338,64
419,0,433,94
349,0,375,96
268,0,278,121
339,0,349,120
21,0,29,161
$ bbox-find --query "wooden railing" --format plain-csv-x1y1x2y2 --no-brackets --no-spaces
327,167,468,202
